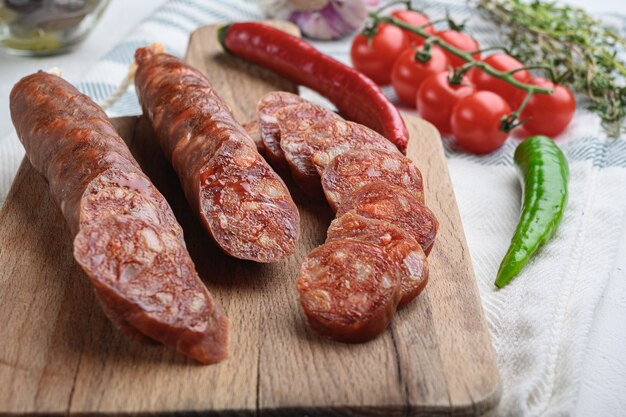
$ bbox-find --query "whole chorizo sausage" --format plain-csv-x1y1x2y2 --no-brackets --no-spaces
9,71,228,364
134,47,300,263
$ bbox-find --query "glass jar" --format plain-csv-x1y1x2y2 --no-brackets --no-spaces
0,0,110,56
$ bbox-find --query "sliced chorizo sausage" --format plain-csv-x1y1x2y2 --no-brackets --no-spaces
74,215,228,362
200,139,300,262
327,211,428,307
134,47,300,263
242,118,264,154
296,239,402,342
276,102,342,198
80,169,183,237
306,119,400,175
257,91,305,169
321,149,424,211
9,71,228,364
336,182,438,254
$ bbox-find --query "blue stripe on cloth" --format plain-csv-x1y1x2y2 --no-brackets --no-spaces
158,4,208,27
102,40,149,65
76,81,117,102
143,14,195,35
443,137,517,166
443,135,626,168
108,90,141,117
169,0,261,22
188,0,262,20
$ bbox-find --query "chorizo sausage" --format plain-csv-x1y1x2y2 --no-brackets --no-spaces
327,211,428,307
296,239,402,342
321,149,424,211
9,71,228,364
134,47,300,263
336,182,438,254
307,119,400,175
242,118,264,154
201,139,300,261
276,102,341,198
257,91,305,169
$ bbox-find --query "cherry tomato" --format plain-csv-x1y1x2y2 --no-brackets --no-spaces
391,47,449,106
351,24,408,85
451,91,511,154
435,30,480,69
417,72,475,135
469,53,531,108
516,78,575,137
391,10,435,46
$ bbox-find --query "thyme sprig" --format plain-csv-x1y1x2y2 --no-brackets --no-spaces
475,0,626,138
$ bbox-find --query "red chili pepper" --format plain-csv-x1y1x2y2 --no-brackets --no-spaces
218,22,409,153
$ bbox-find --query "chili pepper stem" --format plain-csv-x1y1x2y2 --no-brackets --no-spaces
217,24,233,53
377,15,554,95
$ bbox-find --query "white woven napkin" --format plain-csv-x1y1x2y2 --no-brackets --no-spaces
2,1,625,416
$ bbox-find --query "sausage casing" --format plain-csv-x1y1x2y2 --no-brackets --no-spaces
9,72,228,364
134,48,300,263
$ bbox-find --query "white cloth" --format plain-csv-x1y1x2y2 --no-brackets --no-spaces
1,1,625,416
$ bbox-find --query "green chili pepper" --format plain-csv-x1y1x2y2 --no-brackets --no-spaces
495,135,569,288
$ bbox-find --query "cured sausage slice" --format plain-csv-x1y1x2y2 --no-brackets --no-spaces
297,239,402,342
321,149,424,211
257,91,305,169
277,102,341,198
200,139,300,262
242,119,264,154
327,211,428,307
74,216,228,363
306,120,400,175
134,47,300,262
10,71,228,364
336,182,438,254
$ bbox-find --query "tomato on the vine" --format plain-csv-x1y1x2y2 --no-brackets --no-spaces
435,30,480,68
469,53,531,108
517,78,576,137
351,24,408,85
391,10,435,46
391,47,449,106
417,72,475,135
451,91,511,154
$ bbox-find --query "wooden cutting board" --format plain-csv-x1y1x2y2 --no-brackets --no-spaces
0,22,500,416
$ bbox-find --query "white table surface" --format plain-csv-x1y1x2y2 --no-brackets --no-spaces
1,1,625,416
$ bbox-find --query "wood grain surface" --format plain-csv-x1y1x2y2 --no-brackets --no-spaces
0,22,500,416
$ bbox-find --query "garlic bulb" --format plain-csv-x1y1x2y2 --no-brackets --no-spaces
259,0,380,40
